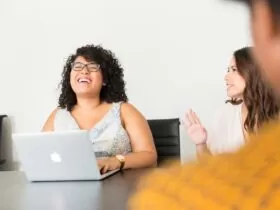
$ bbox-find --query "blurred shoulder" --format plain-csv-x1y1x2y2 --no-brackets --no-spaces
129,122,280,210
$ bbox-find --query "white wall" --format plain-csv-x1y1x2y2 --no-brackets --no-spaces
0,0,250,168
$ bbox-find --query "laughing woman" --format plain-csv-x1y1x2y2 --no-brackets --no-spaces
42,44,157,173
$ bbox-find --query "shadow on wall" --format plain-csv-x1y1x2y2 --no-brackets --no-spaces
1,116,20,171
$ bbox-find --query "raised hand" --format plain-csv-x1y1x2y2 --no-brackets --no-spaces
184,109,207,145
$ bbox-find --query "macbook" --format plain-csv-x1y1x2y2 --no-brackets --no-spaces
12,130,119,182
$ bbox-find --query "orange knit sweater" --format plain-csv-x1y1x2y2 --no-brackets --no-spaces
129,122,280,210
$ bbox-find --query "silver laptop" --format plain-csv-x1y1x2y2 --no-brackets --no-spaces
12,130,119,182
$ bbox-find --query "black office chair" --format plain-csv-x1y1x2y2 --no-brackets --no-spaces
0,115,7,165
147,118,180,165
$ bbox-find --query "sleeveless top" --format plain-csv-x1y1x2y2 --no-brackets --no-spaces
206,103,245,154
54,102,132,158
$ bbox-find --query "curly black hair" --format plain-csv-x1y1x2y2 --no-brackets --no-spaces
58,44,128,111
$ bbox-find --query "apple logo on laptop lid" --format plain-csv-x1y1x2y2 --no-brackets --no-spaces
50,152,62,163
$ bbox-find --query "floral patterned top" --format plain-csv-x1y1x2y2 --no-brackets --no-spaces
54,102,132,158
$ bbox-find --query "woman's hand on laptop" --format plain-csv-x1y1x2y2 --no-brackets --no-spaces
97,157,121,174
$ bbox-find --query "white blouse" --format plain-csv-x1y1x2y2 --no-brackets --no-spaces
206,103,245,154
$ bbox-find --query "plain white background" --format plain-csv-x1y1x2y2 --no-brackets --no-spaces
0,0,250,168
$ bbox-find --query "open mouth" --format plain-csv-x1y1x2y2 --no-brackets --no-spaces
77,78,91,84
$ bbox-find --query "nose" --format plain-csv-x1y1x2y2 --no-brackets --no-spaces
224,73,229,82
81,66,90,74
224,70,233,82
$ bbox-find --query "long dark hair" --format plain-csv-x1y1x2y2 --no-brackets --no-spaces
58,44,128,111
226,47,280,133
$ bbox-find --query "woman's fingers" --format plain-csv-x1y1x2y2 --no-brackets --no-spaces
191,111,201,125
102,164,109,174
98,159,106,173
98,159,111,174
187,109,195,125
97,160,103,168
184,109,203,128
184,112,191,127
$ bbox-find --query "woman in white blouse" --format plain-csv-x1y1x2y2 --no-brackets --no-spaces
184,47,280,155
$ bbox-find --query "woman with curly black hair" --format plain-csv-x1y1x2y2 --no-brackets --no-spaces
42,44,157,173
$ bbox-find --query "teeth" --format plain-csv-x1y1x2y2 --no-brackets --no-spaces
78,78,90,83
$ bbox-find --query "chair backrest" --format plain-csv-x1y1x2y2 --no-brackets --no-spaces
147,118,180,165
0,115,7,165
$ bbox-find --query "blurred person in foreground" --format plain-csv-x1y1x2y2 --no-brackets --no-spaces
128,0,280,209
